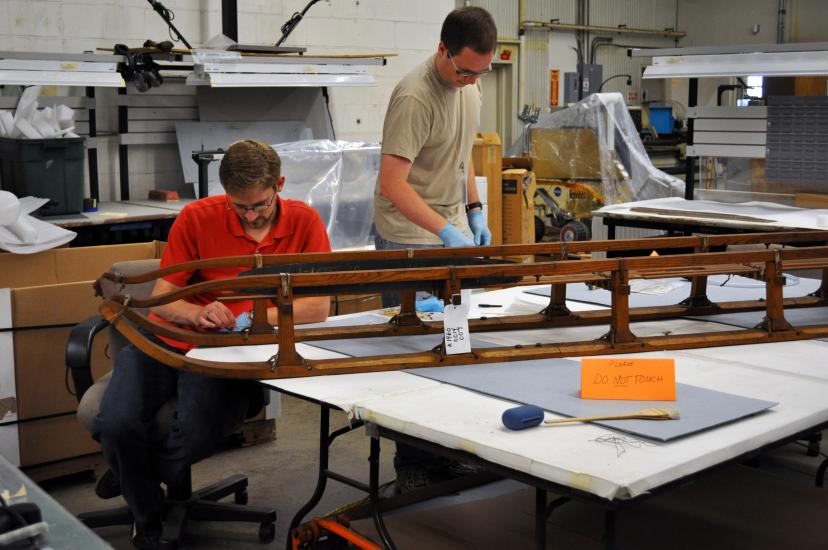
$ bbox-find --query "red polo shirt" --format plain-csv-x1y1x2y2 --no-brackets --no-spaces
150,194,331,350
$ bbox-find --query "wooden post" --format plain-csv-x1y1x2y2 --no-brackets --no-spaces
542,252,573,319
760,253,793,333
680,262,717,310
390,290,424,329
812,267,828,303
681,275,715,309
542,282,572,319
680,241,716,310
603,262,637,345
251,296,271,334
275,273,304,368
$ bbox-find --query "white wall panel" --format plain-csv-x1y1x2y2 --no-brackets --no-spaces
474,0,521,40
589,0,677,100
524,0,578,23
0,0,456,200
523,0,579,136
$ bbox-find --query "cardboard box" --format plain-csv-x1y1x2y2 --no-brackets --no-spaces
501,169,536,246
530,128,601,180
331,294,382,316
795,193,828,209
0,241,165,467
472,133,503,245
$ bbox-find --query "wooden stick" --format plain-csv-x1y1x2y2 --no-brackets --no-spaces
544,406,680,425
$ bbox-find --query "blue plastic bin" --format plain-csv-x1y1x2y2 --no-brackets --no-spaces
649,106,675,135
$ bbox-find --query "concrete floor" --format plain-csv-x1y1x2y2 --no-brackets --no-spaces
44,394,397,549
43,393,828,550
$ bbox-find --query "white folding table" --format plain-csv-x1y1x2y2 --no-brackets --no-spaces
188,286,828,549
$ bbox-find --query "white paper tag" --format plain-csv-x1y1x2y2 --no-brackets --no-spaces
460,289,472,316
444,294,471,355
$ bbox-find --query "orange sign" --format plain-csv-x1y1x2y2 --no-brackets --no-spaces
580,358,676,401
550,69,559,107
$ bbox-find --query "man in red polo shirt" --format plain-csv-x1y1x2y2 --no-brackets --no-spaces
93,140,330,549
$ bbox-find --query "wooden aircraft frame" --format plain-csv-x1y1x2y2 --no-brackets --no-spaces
95,231,828,379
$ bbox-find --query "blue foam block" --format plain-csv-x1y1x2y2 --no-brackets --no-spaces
502,404,545,430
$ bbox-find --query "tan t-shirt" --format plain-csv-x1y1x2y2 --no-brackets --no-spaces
374,56,482,244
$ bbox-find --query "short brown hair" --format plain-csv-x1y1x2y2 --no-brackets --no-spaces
219,139,281,194
440,6,497,56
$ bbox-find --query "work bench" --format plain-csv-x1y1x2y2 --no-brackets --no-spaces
188,285,828,549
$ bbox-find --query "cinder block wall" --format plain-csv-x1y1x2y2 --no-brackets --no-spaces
0,0,453,200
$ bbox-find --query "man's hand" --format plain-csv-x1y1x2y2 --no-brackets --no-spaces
467,210,491,245
439,223,474,247
192,301,236,330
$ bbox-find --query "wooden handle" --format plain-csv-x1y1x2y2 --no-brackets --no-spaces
544,407,678,425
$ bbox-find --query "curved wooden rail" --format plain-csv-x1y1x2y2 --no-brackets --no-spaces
97,231,828,380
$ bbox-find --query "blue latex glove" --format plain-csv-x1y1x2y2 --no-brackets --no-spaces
438,223,474,248
234,311,253,331
467,209,492,245
415,296,445,313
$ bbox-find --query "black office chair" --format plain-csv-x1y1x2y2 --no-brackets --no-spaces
66,259,276,549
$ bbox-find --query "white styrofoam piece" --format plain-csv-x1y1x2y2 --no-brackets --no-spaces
0,331,15,421
265,394,281,420
0,329,17,466
0,289,11,330
475,176,488,205
0,424,20,466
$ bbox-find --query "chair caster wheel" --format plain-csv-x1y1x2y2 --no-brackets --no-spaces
258,522,276,543
235,489,248,505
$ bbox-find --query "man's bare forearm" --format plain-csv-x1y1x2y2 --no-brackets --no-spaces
265,296,330,326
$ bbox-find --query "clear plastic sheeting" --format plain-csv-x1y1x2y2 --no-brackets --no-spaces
273,140,380,250
509,93,683,205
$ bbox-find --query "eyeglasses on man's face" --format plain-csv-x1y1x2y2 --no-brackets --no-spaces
227,187,277,214
447,52,492,79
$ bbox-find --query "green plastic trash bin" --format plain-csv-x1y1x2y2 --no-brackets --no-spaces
0,136,85,216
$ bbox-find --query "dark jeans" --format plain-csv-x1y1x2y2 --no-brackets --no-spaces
374,234,443,307
91,332,254,526
374,234,446,473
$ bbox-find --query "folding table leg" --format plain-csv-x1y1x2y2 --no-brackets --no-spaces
369,436,397,550
287,405,332,548
603,509,617,550
535,488,547,550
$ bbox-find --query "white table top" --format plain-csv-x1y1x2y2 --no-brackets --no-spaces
594,197,828,232
40,199,194,228
190,285,828,501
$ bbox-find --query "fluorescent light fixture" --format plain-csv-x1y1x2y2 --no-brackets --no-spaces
197,62,372,75
0,70,125,87
643,50,828,79
187,72,375,87
0,56,124,87
186,56,381,87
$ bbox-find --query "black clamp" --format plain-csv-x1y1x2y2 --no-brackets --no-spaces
114,43,164,93
191,149,225,199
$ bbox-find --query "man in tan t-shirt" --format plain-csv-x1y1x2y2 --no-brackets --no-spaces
373,6,497,493
374,6,496,251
